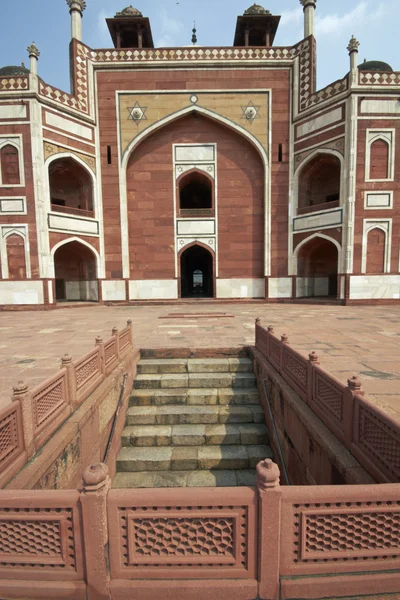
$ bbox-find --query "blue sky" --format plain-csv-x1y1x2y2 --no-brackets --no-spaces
0,0,398,92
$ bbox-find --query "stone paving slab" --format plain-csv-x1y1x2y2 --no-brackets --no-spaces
0,303,400,425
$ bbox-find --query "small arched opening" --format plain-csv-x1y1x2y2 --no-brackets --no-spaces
178,170,213,216
49,157,94,217
297,237,339,298
180,244,214,298
298,154,341,213
53,241,98,302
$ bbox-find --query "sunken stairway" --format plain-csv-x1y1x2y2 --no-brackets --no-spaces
113,356,273,488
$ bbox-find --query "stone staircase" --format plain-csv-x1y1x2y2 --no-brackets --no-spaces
113,356,273,488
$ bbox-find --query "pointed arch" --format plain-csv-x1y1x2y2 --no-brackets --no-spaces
45,152,96,216
179,241,215,299
362,220,392,274
49,236,100,279
294,233,340,298
293,148,344,213
119,105,270,279
51,237,99,302
0,143,21,185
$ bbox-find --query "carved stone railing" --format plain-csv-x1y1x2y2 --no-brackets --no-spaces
297,199,340,215
0,320,133,488
254,319,400,483
50,204,95,219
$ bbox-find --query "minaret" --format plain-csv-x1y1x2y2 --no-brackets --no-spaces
347,35,360,86
300,0,317,38
66,0,87,42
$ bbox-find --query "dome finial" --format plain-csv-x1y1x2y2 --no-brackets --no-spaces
191,21,197,45
244,3,271,15
116,5,143,17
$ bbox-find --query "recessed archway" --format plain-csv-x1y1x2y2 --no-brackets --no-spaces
178,169,213,215
49,157,94,216
297,152,341,212
296,236,339,298
53,240,98,302
180,244,214,298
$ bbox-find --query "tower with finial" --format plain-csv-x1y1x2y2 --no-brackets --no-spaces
106,6,154,48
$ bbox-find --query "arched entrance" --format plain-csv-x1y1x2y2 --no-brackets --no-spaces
53,241,98,302
297,236,339,298
180,245,214,298
178,170,213,216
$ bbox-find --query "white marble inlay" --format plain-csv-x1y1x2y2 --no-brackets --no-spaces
0,105,27,119
129,279,178,300
0,281,44,305
216,278,265,299
349,275,400,300
45,111,93,140
293,208,343,232
48,213,99,236
296,107,342,138
175,145,215,163
0,199,25,213
102,280,126,301
361,99,400,115
365,192,392,209
268,277,292,298
177,220,215,236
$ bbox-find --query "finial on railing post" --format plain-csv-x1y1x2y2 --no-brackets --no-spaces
267,325,274,334
12,381,35,458
347,374,364,396
82,462,109,491
95,336,105,374
256,458,281,491
112,327,120,359
281,333,289,344
255,317,261,325
308,351,319,365
112,326,118,336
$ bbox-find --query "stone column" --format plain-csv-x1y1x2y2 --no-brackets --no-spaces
12,381,35,458
27,42,40,76
66,0,86,42
80,463,111,600
256,459,282,600
347,35,360,86
300,0,317,38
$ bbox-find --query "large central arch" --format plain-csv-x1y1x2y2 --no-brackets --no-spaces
119,104,270,283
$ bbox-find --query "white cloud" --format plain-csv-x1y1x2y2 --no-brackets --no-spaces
315,1,386,36
156,9,184,47
280,7,303,27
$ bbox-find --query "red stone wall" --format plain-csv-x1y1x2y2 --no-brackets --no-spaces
126,114,264,280
97,68,291,279
0,118,40,278
355,119,400,274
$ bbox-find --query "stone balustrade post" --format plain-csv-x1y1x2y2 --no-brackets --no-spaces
126,318,133,346
256,459,281,600
342,374,363,448
112,326,120,359
307,350,320,404
61,354,77,409
96,336,106,374
12,381,35,458
280,334,288,371
80,463,111,600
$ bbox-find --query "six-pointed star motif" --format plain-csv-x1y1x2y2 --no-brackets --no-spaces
128,101,148,124
241,101,261,122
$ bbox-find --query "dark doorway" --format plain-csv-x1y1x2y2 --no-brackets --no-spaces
297,237,338,298
180,245,213,298
179,171,212,210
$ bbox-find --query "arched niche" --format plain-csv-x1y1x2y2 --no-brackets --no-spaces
179,242,214,298
52,239,98,302
295,234,340,298
49,156,94,216
297,153,341,212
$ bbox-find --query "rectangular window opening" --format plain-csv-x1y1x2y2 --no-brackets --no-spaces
278,143,283,163
107,145,112,165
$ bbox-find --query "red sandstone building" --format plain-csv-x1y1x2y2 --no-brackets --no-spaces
0,0,399,307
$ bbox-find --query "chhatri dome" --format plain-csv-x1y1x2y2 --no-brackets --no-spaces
0,64,30,76
244,3,271,15
358,59,393,72
115,5,143,17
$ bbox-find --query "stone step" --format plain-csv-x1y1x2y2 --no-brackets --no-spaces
126,404,265,426
133,372,256,390
130,387,260,407
116,444,273,472
121,423,269,447
136,357,253,375
113,469,257,488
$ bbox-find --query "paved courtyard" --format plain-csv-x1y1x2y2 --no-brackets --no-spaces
1,303,400,424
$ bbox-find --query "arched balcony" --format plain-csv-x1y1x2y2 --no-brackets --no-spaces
49,157,94,218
